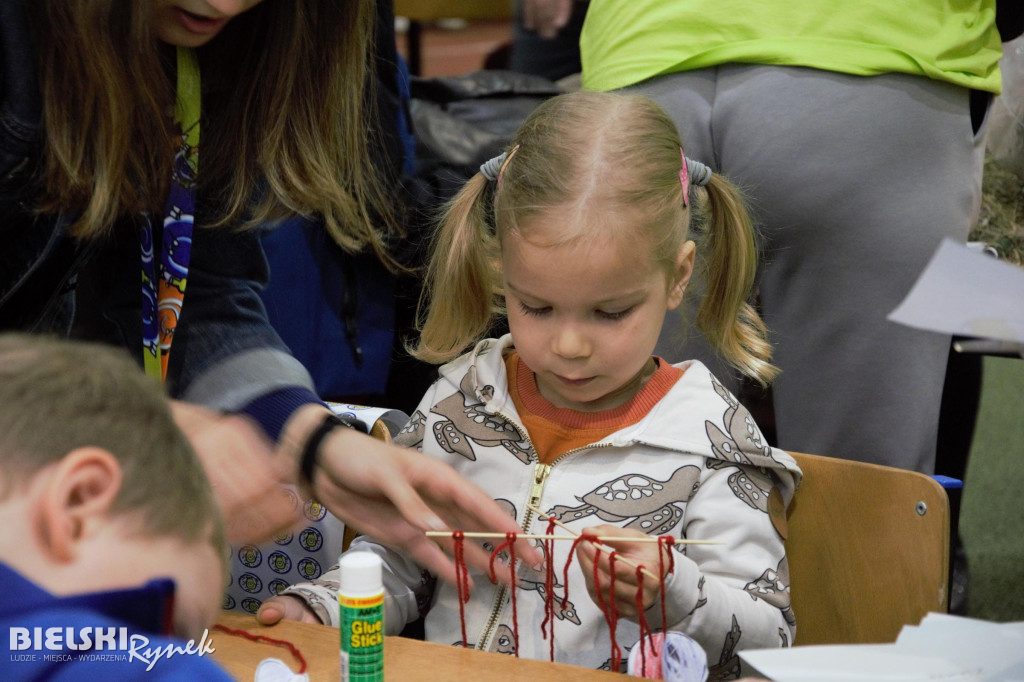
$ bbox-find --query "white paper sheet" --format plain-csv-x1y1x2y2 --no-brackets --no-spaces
740,645,980,682
887,239,1024,349
738,614,1024,682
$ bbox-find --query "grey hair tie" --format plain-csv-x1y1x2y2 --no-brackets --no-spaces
480,152,508,182
686,157,712,187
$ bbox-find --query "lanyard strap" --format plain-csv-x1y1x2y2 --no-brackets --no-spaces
142,47,200,381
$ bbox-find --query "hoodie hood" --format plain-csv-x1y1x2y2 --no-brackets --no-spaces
439,334,802,502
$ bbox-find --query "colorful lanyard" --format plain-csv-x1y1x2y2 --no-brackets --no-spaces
141,47,199,381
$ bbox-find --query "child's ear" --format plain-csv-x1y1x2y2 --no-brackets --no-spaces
38,447,123,563
667,240,697,310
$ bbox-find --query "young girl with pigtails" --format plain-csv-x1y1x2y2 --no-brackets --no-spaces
271,91,802,678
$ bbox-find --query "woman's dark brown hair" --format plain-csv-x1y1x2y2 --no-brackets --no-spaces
31,0,396,264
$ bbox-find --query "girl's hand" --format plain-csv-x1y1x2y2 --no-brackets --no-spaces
575,525,671,619
256,595,323,626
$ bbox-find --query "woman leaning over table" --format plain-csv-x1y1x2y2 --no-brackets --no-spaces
0,0,532,583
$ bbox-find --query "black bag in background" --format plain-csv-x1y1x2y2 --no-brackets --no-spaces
403,70,563,242
382,70,562,411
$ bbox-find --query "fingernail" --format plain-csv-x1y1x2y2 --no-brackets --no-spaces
424,515,447,532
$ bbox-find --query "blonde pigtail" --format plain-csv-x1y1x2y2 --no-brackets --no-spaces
412,173,502,363
694,175,779,386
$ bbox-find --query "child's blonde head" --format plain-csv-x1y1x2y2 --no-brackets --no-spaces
416,91,777,384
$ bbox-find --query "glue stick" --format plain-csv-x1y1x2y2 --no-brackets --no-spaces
339,551,384,682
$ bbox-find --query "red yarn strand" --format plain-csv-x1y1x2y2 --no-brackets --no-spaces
542,517,558,662
506,533,520,659
657,536,676,632
453,531,470,648
606,550,621,671
563,535,588,610
489,534,521,658
212,624,307,674
635,565,651,674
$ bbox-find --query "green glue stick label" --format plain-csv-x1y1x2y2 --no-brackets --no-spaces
340,593,384,682
339,551,385,682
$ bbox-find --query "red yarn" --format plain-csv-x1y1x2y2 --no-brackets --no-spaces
541,517,558,662
462,526,678,670
590,540,607,619
489,533,521,658
453,531,470,648
212,624,307,674
635,565,651,674
563,534,588,610
487,536,509,583
657,535,676,632
506,533,520,659
606,550,622,671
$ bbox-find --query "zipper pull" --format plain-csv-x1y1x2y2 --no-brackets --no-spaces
529,463,551,510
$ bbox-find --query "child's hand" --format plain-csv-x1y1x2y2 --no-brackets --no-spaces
256,595,323,626
575,525,670,619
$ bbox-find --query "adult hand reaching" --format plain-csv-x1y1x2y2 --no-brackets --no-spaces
278,405,542,588
170,400,301,545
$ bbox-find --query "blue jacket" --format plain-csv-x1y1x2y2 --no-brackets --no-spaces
1,563,234,681
0,0,318,437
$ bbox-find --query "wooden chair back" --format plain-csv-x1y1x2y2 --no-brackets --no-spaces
786,451,949,645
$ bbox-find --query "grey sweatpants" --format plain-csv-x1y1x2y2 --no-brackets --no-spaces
635,66,988,473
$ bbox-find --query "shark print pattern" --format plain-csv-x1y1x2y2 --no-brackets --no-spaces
547,466,701,535
428,368,531,463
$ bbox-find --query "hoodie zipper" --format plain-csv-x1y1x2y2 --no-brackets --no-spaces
475,407,614,652
475,409,533,652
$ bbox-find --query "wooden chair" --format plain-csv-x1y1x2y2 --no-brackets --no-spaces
786,451,950,645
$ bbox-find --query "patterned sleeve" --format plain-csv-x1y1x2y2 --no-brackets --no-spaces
657,460,795,678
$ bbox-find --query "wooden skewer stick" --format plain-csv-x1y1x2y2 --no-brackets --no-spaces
526,503,723,582
429,530,661,581
424,531,720,545
537,503,671,581
527,504,580,537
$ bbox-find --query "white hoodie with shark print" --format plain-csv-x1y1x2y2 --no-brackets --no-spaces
284,335,802,678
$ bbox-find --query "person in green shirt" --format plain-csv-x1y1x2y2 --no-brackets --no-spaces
581,0,1003,476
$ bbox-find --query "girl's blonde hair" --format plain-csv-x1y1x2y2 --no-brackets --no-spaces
415,91,777,385
29,0,397,267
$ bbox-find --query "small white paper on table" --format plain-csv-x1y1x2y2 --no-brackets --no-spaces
254,657,309,682
887,239,1024,344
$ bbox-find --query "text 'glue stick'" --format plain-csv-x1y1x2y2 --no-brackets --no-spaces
339,551,384,682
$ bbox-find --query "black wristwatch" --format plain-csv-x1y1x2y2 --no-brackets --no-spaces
299,412,367,488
